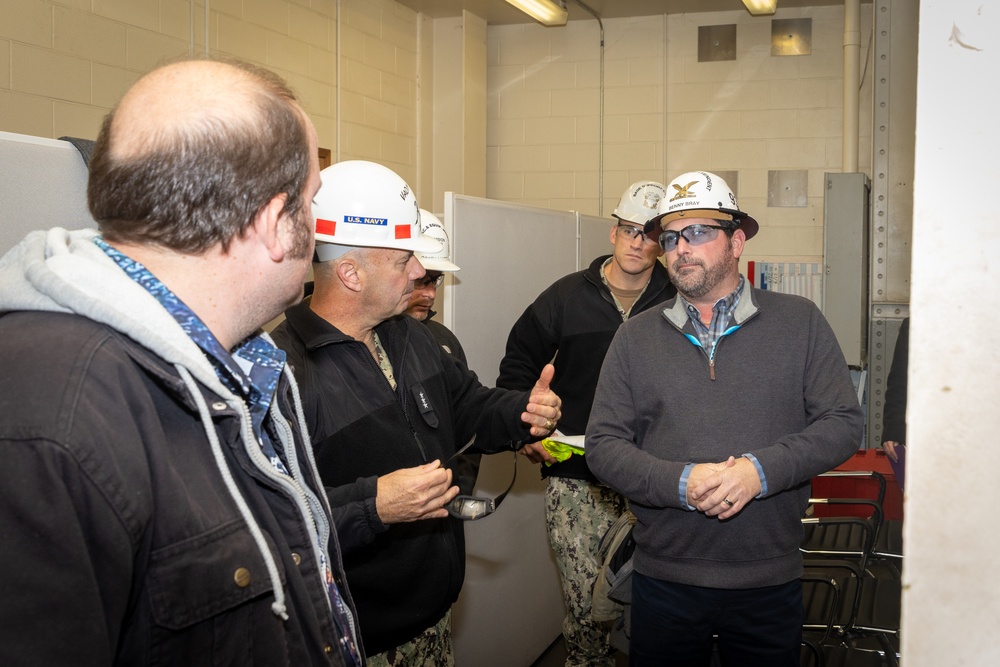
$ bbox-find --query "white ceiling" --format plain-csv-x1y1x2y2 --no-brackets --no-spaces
394,0,858,25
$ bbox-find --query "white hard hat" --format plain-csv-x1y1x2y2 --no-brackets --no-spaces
415,210,460,272
612,180,668,225
313,160,439,262
644,170,759,242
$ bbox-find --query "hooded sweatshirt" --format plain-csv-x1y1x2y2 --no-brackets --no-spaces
0,227,357,666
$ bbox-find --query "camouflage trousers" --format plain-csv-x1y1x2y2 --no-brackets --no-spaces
545,476,627,667
367,609,454,667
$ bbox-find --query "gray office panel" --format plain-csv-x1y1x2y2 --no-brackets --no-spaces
823,173,870,367
579,213,614,270
449,193,578,387
1,131,95,255
446,193,576,667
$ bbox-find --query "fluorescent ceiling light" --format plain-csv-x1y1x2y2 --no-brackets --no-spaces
504,0,568,27
742,0,777,16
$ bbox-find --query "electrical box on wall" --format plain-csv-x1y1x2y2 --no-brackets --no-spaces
823,173,871,367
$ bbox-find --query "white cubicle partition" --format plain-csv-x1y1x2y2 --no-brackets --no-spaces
0,131,95,255
445,193,614,667
580,213,616,270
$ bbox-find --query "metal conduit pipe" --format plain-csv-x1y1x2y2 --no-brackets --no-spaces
189,0,210,55
568,0,605,215
336,0,342,162
843,0,861,173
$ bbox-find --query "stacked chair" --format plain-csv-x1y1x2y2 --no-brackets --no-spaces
799,470,903,666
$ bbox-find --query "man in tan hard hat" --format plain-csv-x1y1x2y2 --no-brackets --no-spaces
497,181,676,666
271,160,562,666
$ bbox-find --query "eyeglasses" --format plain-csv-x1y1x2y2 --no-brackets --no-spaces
615,224,651,243
447,453,516,521
658,224,730,252
445,438,516,522
414,274,445,288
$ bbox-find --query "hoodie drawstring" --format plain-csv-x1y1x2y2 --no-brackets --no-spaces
175,365,289,620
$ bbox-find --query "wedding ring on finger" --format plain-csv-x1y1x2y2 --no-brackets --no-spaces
544,419,555,431
722,498,734,507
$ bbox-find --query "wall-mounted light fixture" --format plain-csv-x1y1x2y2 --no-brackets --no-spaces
504,0,568,26
742,0,777,16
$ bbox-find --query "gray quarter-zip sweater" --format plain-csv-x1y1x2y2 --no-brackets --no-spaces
586,279,862,589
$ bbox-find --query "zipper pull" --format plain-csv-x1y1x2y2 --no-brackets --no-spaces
709,357,716,381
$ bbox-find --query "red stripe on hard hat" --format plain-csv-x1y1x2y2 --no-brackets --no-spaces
395,224,411,240
316,217,337,236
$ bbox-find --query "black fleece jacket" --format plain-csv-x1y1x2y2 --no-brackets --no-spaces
497,255,675,481
272,303,532,655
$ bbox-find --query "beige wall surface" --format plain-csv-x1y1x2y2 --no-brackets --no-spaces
0,0,420,185
337,0,418,184
2,1,876,264
486,5,874,265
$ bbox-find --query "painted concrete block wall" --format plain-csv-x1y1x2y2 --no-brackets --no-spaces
1,1,873,266
487,6,874,265
0,0,420,185
337,0,418,185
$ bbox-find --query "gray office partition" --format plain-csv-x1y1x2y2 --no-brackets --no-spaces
823,172,871,367
447,193,594,667
579,213,615,269
448,193,579,387
1,131,94,255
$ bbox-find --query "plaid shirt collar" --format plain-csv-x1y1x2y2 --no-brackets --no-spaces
680,275,745,351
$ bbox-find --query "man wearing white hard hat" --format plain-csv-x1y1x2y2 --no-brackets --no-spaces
587,170,862,665
406,210,465,362
271,160,562,666
497,181,676,667
404,210,481,497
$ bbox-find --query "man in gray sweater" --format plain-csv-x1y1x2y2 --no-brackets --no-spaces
586,170,862,666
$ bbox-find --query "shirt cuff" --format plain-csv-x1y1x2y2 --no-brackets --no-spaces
742,453,767,497
679,463,696,510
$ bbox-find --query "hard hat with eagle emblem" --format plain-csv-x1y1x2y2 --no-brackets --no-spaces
643,171,759,243
612,180,668,225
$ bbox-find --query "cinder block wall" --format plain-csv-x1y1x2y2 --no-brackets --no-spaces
2,1,873,264
486,6,874,264
0,0,419,183
337,0,418,182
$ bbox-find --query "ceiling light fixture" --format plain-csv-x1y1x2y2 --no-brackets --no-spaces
504,0,569,27
742,0,777,16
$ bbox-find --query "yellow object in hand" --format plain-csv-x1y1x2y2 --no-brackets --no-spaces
540,438,585,466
